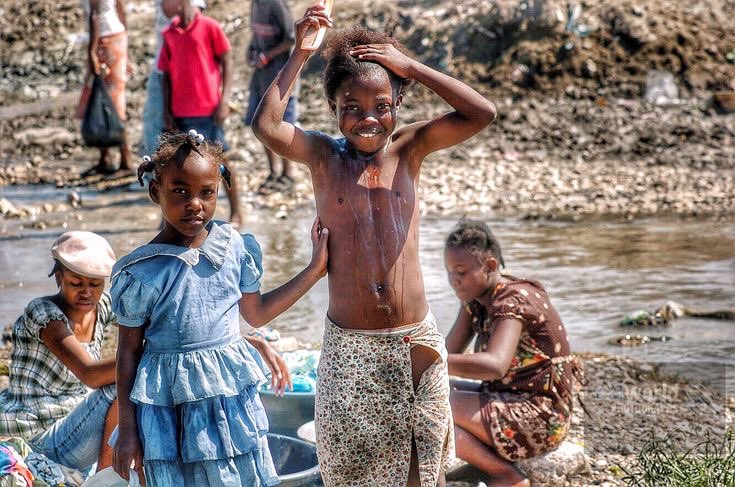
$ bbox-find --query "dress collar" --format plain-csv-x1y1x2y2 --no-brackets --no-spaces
112,220,233,277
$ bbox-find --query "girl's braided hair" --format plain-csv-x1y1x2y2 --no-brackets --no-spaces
446,219,505,268
137,130,231,188
321,25,413,102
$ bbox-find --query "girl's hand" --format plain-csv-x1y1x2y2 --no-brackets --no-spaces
349,44,414,79
246,336,293,396
112,431,146,486
295,4,332,53
308,216,329,278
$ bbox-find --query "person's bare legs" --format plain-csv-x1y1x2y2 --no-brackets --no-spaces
119,128,132,171
223,157,242,229
97,398,118,470
281,157,293,180
451,391,529,487
264,145,279,178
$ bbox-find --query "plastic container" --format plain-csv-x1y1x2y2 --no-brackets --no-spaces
82,466,141,487
300,0,334,50
260,386,316,437
267,433,321,486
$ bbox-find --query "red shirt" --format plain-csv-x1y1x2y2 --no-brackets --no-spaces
158,13,230,118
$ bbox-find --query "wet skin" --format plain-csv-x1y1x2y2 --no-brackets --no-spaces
313,73,428,329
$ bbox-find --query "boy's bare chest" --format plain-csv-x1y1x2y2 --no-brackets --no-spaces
315,159,417,223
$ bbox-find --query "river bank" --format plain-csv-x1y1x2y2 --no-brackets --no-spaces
1,0,734,221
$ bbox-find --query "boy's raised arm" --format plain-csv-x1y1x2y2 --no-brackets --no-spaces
251,6,332,166
351,44,497,160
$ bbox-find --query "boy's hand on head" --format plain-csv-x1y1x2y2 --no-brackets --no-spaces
309,216,329,278
295,4,332,53
350,44,413,79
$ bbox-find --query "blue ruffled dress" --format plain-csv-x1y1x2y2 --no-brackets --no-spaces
110,221,279,486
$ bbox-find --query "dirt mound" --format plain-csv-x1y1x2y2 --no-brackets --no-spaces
330,0,735,97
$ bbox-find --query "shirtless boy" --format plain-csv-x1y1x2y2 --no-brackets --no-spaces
252,7,496,486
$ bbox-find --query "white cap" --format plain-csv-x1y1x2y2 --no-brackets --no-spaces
191,0,207,9
51,231,116,279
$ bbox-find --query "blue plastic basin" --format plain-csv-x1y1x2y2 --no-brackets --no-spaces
260,389,316,437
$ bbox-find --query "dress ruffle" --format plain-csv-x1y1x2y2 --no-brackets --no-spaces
137,385,279,486
137,384,269,462
131,337,269,406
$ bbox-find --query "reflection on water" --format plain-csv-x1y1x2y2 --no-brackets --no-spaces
0,187,733,391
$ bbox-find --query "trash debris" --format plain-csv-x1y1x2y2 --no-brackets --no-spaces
510,63,534,87
644,70,679,106
67,191,82,209
711,91,735,114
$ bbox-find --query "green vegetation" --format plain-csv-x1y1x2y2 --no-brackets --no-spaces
622,430,735,486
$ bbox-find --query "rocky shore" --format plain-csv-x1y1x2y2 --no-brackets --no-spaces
1,0,734,221
444,352,733,486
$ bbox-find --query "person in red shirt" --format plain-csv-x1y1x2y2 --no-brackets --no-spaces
158,0,242,228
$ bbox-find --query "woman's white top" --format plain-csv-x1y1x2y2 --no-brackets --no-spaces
81,0,126,37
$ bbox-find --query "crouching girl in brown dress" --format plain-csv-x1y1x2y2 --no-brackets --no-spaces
444,220,581,487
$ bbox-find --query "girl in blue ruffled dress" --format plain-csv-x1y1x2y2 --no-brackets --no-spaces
110,130,329,486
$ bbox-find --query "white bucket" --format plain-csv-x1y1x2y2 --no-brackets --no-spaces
82,466,141,487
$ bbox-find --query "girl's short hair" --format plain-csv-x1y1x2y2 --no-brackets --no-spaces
322,26,413,101
137,131,231,188
446,220,505,268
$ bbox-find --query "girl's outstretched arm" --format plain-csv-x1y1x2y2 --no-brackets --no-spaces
251,5,332,166
240,217,329,326
350,44,497,161
447,317,521,381
113,326,146,486
40,320,116,389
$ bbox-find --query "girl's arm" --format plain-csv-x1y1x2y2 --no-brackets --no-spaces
240,217,328,326
113,326,146,485
349,45,497,162
40,320,115,389
244,335,292,396
251,5,332,166
444,306,475,354
447,317,521,381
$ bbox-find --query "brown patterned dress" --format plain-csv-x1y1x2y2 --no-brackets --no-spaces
465,276,579,461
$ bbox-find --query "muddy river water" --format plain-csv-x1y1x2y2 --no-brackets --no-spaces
1,184,733,393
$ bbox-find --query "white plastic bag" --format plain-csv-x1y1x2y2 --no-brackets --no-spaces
82,466,141,487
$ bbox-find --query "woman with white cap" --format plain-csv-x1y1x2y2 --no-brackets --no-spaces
0,231,119,475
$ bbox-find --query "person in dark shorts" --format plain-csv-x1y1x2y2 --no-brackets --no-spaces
244,0,300,194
